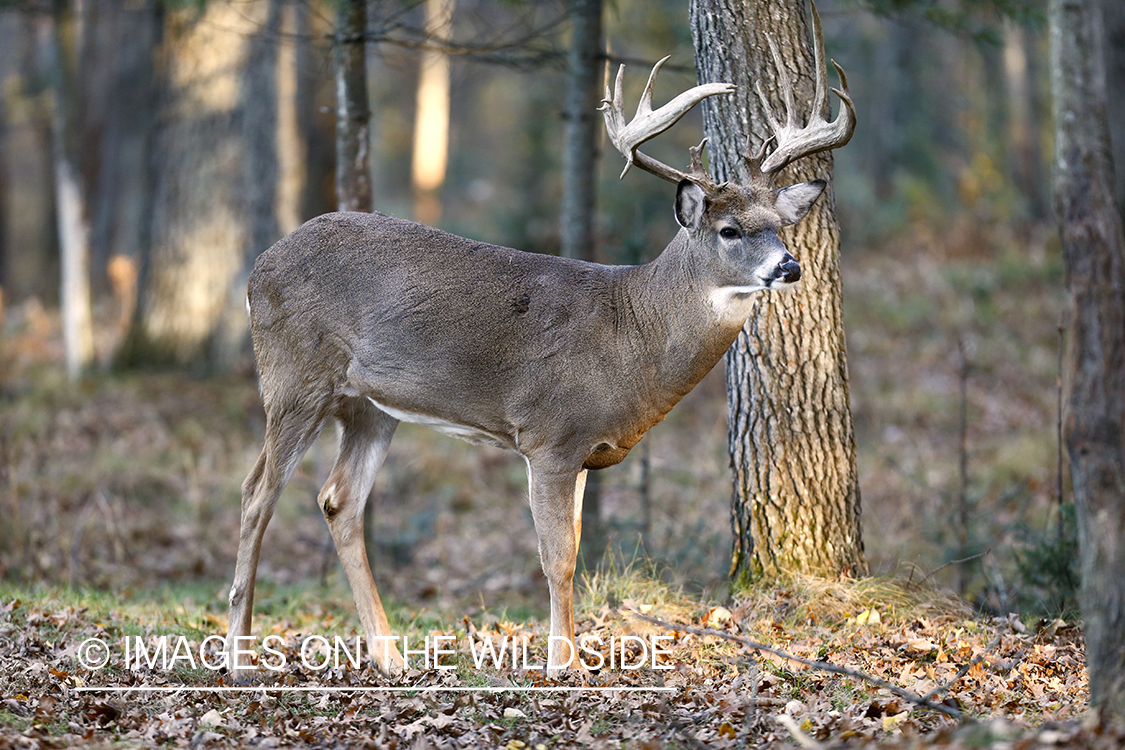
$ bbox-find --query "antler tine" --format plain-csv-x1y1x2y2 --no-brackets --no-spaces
600,57,735,183
743,133,772,183
756,0,857,175
687,138,715,186
765,34,798,131
810,0,828,123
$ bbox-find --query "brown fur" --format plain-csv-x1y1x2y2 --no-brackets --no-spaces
225,175,824,679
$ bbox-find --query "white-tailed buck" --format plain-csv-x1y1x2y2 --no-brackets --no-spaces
226,7,853,678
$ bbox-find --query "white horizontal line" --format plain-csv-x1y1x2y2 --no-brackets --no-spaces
74,685,675,693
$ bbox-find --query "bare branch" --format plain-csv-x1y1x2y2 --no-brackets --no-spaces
622,607,966,721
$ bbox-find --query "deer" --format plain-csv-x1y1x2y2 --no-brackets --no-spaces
225,6,854,680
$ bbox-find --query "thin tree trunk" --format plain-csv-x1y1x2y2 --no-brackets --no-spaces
411,0,455,225
277,0,305,236
0,93,7,321
560,0,605,566
1003,21,1046,220
690,0,866,583
1050,0,1125,720
298,0,333,221
335,0,373,213
89,0,158,353
560,0,602,261
242,0,282,267
333,0,377,572
49,0,95,380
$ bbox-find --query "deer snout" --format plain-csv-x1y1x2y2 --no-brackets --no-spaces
773,254,801,285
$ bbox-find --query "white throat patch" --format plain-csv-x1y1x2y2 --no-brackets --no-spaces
707,285,767,318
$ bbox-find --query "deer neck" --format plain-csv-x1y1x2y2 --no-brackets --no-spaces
618,230,750,407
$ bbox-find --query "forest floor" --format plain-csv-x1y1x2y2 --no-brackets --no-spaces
1,219,1115,747
0,574,1112,749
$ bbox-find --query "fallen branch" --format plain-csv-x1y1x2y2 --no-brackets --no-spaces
622,607,965,721
915,549,992,587
919,631,1000,703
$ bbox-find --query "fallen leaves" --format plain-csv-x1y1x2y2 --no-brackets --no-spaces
0,582,1111,749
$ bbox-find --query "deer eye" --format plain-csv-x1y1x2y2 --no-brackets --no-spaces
719,227,741,240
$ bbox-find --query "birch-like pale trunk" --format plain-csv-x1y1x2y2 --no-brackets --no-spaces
49,0,95,380
411,0,455,225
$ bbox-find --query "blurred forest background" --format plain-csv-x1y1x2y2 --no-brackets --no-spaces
1,0,1121,621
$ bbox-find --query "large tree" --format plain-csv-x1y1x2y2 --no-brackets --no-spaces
1049,0,1125,720
121,0,281,369
689,0,866,582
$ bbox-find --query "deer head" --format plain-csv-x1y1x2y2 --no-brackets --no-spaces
599,2,854,300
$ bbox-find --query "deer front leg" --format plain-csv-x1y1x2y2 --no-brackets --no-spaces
527,463,588,674
228,404,326,682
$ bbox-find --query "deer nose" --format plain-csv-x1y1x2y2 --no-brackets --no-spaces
775,256,801,284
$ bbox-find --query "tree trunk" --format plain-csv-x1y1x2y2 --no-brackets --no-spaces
335,0,373,214
410,0,455,225
0,92,7,321
1003,20,1046,221
690,0,866,584
49,0,95,380
88,0,158,350
560,0,605,566
1049,0,1125,721
122,0,274,370
333,0,377,572
560,0,602,261
213,0,284,369
1104,0,1125,217
298,0,333,221
276,0,306,237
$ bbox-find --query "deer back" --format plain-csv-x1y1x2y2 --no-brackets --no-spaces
248,211,726,467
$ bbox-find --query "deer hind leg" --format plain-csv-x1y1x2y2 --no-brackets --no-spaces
227,399,327,681
527,463,588,674
318,397,403,675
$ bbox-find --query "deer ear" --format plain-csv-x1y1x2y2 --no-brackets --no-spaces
675,180,708,230
774,180,826,226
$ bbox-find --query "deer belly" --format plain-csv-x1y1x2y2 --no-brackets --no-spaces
366,397,513,450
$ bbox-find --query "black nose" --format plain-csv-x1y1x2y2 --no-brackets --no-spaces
776,256,801,283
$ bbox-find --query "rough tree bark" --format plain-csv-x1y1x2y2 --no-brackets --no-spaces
1104,0,1125,216
1049,0,1125,721
690,0,866,583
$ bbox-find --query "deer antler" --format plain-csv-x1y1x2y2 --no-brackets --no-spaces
600,56,735,183
752,1,855,176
